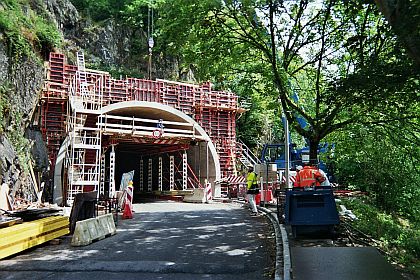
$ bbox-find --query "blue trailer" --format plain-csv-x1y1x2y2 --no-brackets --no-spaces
284,187,340,237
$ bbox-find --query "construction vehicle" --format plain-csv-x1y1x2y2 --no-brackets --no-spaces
259,141,339,236
262,115,338,237
260,142,332,173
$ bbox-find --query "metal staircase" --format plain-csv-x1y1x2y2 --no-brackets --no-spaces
66,51,103,205
237,140,261,167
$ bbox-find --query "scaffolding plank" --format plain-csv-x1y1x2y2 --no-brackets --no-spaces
0,216,69,259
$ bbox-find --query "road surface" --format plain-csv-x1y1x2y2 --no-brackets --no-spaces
0,201,275,280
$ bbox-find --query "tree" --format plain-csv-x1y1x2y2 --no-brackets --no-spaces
151,0,418,163
374,0,420,65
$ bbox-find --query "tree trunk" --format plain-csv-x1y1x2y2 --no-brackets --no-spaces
308,138,320,165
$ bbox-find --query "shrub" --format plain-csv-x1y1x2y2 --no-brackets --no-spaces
342,198,420,276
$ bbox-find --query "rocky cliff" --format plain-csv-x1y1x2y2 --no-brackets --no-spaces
0,0,186,205
44,0,181,79
0,39,45,203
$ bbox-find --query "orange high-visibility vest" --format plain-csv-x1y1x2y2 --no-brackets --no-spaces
294,166,325,188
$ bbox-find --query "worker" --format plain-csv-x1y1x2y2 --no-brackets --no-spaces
294,164,326,188
318,169,331,187
293,165,303,187
246,166,259,215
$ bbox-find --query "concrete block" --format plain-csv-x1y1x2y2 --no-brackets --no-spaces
93,218,106,240
183,188,206,203
71,220,92,246
98,214,116,236
71,214,116,247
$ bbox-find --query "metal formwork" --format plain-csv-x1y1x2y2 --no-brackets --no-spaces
40,52,244,202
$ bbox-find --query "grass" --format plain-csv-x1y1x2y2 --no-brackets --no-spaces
0,83,31,174
0,0,61,58
341,197,420,277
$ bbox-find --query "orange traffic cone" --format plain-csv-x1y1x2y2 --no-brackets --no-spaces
122,200,133,219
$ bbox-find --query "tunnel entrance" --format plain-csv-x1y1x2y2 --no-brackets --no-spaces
106,140,210,200
53,101,220,205
42,52,242,207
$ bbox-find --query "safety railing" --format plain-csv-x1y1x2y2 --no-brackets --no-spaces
237,139,261,167
97,114,201,140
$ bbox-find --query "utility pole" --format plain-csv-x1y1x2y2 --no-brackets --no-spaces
148,37,154,79
283,112,290,189
147,5,154,80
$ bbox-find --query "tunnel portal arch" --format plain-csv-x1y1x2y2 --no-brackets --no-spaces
53,101,221,205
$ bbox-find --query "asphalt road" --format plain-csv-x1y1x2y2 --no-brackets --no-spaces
0,201,275,280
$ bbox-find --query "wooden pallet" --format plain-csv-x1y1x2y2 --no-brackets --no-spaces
0,216,69,259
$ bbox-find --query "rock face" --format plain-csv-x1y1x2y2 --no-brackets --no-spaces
43,0,80,36
10,57,44,122
0,41,8,84
42,0,183,80
0,136,35,202
0,38,44,204
79,19,141,69
25,128,49,172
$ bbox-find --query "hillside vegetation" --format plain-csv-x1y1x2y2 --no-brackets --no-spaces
0,0,418,275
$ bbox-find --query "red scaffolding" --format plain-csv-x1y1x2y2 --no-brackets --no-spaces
40,53,242,179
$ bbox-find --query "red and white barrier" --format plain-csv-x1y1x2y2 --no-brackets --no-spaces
205,183,212,202
282,175,296,183
122,182,134,219
126,183,134,211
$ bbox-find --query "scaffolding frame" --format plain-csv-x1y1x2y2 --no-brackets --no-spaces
40,52,245,202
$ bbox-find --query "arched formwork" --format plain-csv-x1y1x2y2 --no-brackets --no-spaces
53,101,221,205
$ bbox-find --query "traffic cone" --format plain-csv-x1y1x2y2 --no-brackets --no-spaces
122,199,133,219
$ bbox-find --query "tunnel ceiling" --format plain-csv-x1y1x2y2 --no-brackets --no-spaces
115,142,189,156
106,106,187,123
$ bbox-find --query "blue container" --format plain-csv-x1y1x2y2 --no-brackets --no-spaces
285,189,340,227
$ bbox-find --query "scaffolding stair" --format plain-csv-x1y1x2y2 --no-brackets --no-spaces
237,140,261,167
66,51,103,205
67,127,102,205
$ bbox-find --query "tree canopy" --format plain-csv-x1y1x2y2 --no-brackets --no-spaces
69,0,419,222
141,0,418,164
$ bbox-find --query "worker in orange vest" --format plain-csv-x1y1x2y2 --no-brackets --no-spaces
294,165,326,188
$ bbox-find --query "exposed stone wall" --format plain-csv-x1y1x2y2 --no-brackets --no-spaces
0,135,35,202
0,39,45,203
43,0,184,80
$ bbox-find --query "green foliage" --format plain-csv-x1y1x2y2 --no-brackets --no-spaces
342,198,420,276
34,16,61,54
0,0,62,58
70,0,131,21
0,84,9,133
330,122,420,222
116,0,284,148
0,84,31,174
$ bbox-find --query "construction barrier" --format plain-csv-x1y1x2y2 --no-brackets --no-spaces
71,213,116,246
122,182,134,219
126,183,134,211
0,216,69,259
206,183,213,202
183,188,207,203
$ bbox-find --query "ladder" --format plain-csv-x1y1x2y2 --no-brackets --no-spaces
66,51,103,205
74,51,103,111
67,125,102,205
